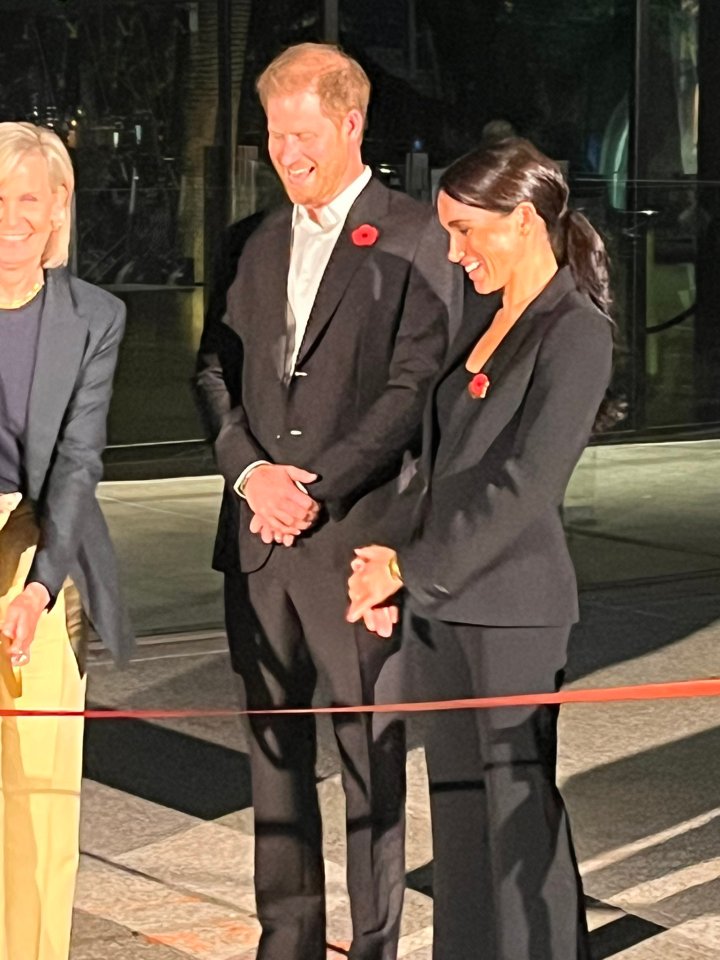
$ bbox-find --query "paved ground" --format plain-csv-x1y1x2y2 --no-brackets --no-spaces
67,441,720,958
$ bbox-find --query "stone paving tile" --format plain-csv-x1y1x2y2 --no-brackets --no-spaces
317,775,347,866
116,821,257,916
399,935,433,960
75,856,260,960
620,887,720,947
215,806,254,835
585,825,720,906
99,479,224,637
114,817,373,948
401,948,432,960
616,927,720,958
228,949,354,960
400,890,433,936
321,858,354,944
71,910,188,959
83,715,253,820
563,708,720,875
571,533,719,587
586,903,626,931
86,654,247,753
325,899,352,944
406,749,432,872
396,905,433,956
142,921,261,960
665,917,720,954
80,780,201,859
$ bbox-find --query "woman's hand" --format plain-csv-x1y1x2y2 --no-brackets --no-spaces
360,603,400,638
347,545,403,635
1,582,51,666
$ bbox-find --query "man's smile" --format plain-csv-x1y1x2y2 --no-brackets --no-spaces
285,165,315,184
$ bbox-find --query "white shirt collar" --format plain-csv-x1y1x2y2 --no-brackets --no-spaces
292,166,372,232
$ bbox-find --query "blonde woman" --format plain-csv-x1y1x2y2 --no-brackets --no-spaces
0,122,132,960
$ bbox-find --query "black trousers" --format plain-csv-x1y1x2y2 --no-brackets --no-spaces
406,613,589,960
225,540,406,960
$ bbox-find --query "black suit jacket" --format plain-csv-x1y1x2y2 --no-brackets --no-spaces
195,177,461,573
24,267,133,664
396,266,614,626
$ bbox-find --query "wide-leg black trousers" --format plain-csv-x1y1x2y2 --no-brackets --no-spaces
406,613,589,960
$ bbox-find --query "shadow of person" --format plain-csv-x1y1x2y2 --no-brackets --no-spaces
563,722,720,900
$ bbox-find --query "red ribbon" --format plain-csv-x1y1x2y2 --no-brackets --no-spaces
1,677,719,718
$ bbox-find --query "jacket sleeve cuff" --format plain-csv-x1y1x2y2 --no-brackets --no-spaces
233,460,270,499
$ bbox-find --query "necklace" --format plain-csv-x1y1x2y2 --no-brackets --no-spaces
0,279,45,311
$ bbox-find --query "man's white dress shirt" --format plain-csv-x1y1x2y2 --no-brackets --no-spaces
236,165,373,495
285,165,372,376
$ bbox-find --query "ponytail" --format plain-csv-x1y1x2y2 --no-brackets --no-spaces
554,209,612,315
555,210,626,433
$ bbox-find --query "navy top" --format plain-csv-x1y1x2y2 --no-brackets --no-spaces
0,289,44,494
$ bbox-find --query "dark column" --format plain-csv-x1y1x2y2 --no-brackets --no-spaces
217,0,233,223
695,0,720,420
624,0,651,431
204,0,234,310
324,0,339,43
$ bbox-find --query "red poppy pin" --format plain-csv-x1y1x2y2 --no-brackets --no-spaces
351,223,379,247
468,373,490,399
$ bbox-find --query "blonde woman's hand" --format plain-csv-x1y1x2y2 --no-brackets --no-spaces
0,492,22,532
1,583,51,666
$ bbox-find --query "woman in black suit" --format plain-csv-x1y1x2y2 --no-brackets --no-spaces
0,121,131,960
347,138,621,959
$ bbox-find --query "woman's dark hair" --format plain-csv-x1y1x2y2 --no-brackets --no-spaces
438,137,625,432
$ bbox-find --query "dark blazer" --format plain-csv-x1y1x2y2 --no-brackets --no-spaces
195,176,461,573
24,267,133,664
397,266,613,626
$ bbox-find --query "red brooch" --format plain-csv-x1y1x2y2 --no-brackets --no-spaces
351,223,379,247
468,373,490,399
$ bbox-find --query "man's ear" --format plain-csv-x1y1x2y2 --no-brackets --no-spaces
343,108,365,142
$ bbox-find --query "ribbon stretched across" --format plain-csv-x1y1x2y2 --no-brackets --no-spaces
1,677,719,718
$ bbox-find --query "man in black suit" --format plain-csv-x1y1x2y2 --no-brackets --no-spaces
195,42,458,960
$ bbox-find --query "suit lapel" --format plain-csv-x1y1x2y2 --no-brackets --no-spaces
253,208,292,340
223,207,292,383
429,267,577,475
24,268,89,499
443,284,499,374
419,287,500,480
256,210,292,381
295,178,391,367
482,266,576,388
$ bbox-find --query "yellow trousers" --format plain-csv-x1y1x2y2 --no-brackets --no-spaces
0,504,86,960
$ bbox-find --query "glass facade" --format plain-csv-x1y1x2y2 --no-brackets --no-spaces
2,0,718,634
